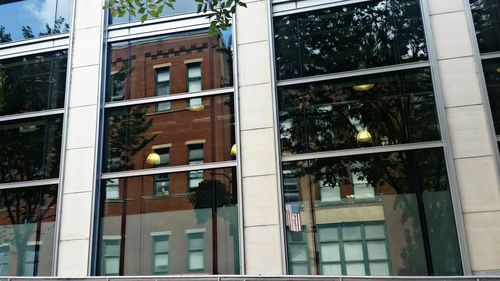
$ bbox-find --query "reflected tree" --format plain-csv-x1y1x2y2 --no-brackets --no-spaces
0,186,57,275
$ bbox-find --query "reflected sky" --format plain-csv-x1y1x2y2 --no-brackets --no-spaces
0,0,71,43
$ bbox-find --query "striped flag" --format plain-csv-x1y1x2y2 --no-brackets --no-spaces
285,203,302,232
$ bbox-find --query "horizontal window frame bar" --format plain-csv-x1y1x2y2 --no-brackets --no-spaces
101,160,237,180
0,178,59,190
0,33,69,50
0,109,64,123
273,0,370,17
0,44,69,61
104,87,234,108
80,275,500,280
107,16,215,43
480,52,500,60
108,10,216,31
276,61,431,87
281,140,443,162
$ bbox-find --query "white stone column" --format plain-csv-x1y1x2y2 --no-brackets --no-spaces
236,0,285,274
428,0,500,275
56,0,104,276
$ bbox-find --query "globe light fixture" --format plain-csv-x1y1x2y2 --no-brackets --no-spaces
231,144,237,156
188,104,205,111
353,83,375,91
146,151,161,165
356,130,372,143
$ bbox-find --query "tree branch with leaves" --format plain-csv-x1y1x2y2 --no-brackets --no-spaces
103,0,246,35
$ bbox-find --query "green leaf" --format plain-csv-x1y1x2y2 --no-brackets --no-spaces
129,8,136,16
157,4,164,14
140,14,148,22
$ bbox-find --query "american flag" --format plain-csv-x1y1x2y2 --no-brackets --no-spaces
285,203,302,232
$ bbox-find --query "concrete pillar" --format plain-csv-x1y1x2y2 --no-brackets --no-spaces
236,0,284,274
56,0,104,276
428,0,500,275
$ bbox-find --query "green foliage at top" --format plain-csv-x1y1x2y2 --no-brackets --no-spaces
103,0,246,36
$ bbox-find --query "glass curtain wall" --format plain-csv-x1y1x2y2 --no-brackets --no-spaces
470,0,500,148
0,0,72,44
0,50,67,275
273,0,463,276
96,28,239,275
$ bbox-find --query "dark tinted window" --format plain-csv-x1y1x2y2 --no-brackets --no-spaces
482,58,500,132
279,68,440,154
274,0,428,80
0,51,67,116
470,0,500,53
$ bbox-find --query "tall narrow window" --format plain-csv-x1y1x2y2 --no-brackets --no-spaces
187,232,205,272
105,178,120,200
155,68,171,111
102,238,120,276
0,245,9,276
188,143,204,190
187,63,202,107
287,231,309,274
153,147,170,196
110,70,126,101
152,235,169,275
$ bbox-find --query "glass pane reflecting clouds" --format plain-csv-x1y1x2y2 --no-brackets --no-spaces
0,115,62,183
0,0,72,44
107,29,233,102
283,148,462,275
274,0,427,80
279,68,440,154
97,168,239,275
103,94,235,173
0,51,67,116
0,185,58,276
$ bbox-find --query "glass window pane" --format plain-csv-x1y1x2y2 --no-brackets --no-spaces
109,0,198,25
102,95,234,173
321,264,341,275
107,29,233,102
0,51,67,115
188,64,202,77
0,115,63,183
289,244,307,262
98,168,238,275
365,225,386,240
342,226,362,241
0,0,71,44
291,264,309,275
157,69,170,82
188,252,204,270
274,0,427,80
0,185,57,276
105,258,119,275
470,0,500,53
278,68,440,154
343,242,364,261
370,261,390,276
319,227,338,242
188,80,202,93
346,262,366,275
320,243,340,262
482,58,500,134
367,241,388,260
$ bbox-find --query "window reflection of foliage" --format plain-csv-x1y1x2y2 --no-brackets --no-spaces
0,186,57,275
0,17,69,44
188,179,236,224
104,106,156,172
482,58,500,132
279,69,440,154
274,0,428,80
470,0,500,53
0,51,67,116
0,117,62,183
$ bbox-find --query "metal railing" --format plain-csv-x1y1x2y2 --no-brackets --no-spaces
3,276,500,281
